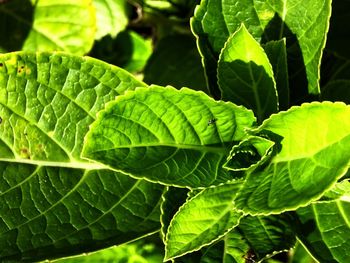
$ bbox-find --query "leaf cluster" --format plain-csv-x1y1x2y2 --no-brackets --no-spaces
0,0,350,262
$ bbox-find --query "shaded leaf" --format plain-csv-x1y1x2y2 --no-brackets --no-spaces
321,80,350,104
238,214,296,259
83,85,256,188
200,230,250,263
143,34,207,92
191,0,273,97
224,136,275,172
89,30,153,73
160,186,189,242
263,39,289,110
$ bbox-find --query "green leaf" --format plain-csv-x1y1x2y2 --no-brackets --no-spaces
296,185,350,262
234,102,350,214
143,34,207,92
83,85,256,188
190,0,275,97
0,52,146,165
263,39,289,110
164,182,244,261
0,164,164,262
93,0,129,40
224,136,275,172
238,214,296,259
218,24,278,123
19,0,95,54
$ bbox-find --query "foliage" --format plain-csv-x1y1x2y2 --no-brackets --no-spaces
0,0,349,262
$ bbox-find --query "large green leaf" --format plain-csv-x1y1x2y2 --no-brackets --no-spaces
164,182,243,261
83,85,256,188
0,164,164,262
0,52,146,166
93,0,129,40
296,183,350,263
233,102,350,214
218,25,278,123
0,52,164,261
143,34,207,92
191,0,331,95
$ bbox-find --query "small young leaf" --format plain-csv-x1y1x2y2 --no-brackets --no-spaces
224,136,275,172
218,24,278,123
234,102,350,214
164,182,243,261
83,85,256,188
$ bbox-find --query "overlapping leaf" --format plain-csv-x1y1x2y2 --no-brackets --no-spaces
233,102,350,214
218,25,278,123
83,85,256,188
191,0,331,95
